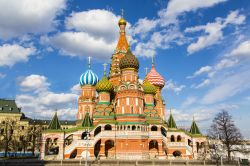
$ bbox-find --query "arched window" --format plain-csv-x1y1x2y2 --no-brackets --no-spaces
94,126,101,136
171,135,175,142
132,125,136,130
81,132,88,140
137,126,140,131
177,135,181,142
104,124,112,130
151,126,158,131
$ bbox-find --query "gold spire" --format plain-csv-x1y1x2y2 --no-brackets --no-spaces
118,9,127,26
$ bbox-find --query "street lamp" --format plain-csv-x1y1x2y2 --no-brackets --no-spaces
85,128,90,166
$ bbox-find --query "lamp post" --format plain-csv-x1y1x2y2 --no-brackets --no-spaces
85,128,90,166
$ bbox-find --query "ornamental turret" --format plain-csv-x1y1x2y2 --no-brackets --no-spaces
109,10,129,86
146,55,166,120
96,64,113,105
77,57,98,124
143,78,156,106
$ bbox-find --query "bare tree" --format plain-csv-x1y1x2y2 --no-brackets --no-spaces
208,110,243,161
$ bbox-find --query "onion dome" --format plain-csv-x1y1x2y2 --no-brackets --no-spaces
143,78,157,94
118,18,127,26
118,9,127,26
80,70,99,86
79,56,99,86
119,48,139,70
96,64,113,92
147,55,165,88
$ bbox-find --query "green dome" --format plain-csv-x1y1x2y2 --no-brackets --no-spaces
143,78,157,94
119,49,139,70
96,75,113,92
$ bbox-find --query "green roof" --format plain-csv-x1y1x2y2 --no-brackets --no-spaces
48,112,61,130
168,111,177,128
190,118,201,135
0,99,21,113
82,113,93,127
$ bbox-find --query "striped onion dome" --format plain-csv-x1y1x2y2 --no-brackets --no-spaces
146,65,165,88
80,69,99,86
96,75,113,92
143,78,157,94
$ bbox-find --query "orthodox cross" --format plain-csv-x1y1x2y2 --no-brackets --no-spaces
103,63,107,76
121,9,124,18
88,56,91,69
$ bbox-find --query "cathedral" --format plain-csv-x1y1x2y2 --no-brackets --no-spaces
40,15,207,160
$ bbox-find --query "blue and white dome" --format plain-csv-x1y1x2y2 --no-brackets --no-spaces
80,69,99,86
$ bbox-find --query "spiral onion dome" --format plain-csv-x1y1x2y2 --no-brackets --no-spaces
96,75,113,92
80,69,99,86
119,49,139,70
143,78,157,94
146,65,165,88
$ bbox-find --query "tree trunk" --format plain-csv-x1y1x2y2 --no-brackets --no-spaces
4,141,8,157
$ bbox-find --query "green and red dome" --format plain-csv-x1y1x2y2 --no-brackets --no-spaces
119,49,139,70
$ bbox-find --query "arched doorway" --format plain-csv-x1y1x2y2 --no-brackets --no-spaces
94,126,101,136
173,150,182,157
45,138,59,155
105,140,114,158
171,135,175,142
149,140,159,158
177,135,182,142
151,126,158,131
94,140,101,158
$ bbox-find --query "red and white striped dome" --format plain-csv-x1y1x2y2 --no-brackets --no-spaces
146,65,165,88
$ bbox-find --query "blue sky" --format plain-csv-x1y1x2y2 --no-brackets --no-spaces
0,0,250,138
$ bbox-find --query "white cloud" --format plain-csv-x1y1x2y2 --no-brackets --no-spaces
186,10,245,54
49,9,131,60
0,0,66,39
158,0,227,26
182,96,197,107
164,79,185,94
65,9,120,42
50,32,116,60
19,75,50,93
187,66,212,78
132,0,226,57
16,74,79,120
70,84,81,94
0,44,36,67
202,67,250,104
132,18,158,38
134,26,184,57
230,40,250,57
194,79,211,89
